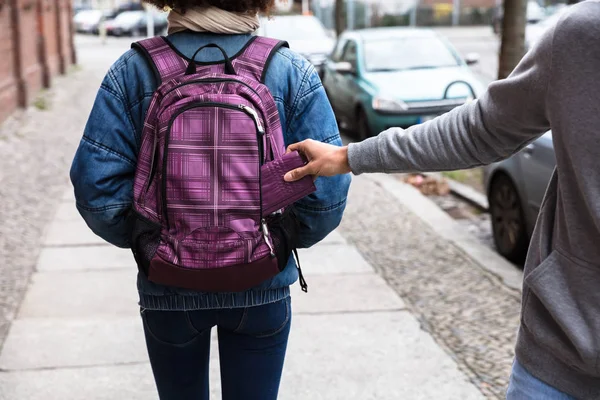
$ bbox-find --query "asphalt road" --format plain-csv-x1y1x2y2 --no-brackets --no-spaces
433,26,500,85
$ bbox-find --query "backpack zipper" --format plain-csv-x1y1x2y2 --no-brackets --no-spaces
161,102,268,251
162,78,261,99
145,78,266,196
239,104,276,257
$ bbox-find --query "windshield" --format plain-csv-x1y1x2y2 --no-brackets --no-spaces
75,10,102,22
527,1,546,20
261,16,328,40
115,11,144,24
538,7,568,27
364,37,460,72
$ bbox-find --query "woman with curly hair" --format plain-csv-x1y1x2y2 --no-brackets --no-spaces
70,1,350,399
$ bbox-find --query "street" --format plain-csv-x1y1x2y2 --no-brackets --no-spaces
433,26,500,85
0,29,518,400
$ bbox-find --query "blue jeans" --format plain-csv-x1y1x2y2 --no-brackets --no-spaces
141,297,292,400
507,360,576,399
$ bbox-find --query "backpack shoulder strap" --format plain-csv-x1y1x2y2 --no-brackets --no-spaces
131,37,188,85
132,36,288,84
232,36,289,83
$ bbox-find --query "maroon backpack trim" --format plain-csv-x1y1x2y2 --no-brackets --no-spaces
148,252,280,292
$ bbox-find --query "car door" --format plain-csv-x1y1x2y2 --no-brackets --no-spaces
323,38,346,114
335,40,360,127
519,131,556,216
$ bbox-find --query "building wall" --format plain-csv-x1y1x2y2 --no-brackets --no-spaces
0,3,19,123
0,0,75,124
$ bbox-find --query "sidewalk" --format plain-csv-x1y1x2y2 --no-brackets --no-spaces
0,189,484,400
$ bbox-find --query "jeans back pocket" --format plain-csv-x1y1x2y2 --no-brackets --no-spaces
232,297,291,339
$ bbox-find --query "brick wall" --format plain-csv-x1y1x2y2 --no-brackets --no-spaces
0,3,19,123
0,0,75,124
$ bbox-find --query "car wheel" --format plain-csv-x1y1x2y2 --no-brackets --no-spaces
356,108,371,140
489,174,529,264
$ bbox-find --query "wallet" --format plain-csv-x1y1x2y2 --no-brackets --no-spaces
261,151,317,217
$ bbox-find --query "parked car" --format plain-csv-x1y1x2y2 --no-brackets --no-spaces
103,1,145,20
492,0,547,34
73,4,91,15
73,9,104,34
525,5,570,52
105,11,168,37
483,132,555,263
321,28,484,139
255,15,335,78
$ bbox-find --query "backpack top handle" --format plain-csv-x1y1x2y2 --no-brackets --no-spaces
185,43,236,76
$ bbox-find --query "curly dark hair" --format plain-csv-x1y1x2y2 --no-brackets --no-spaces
146,0,276,14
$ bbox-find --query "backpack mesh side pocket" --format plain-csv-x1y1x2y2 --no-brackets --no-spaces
129,211,161,276
268,207,301,272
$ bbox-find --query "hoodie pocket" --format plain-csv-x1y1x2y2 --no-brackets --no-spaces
523,249,600,376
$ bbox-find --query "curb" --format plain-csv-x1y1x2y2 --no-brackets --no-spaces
367,173,523,293
422,172,489,211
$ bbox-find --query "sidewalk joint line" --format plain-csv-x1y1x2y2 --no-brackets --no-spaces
0,360,148,374
43,243,114,249
295,308,406,316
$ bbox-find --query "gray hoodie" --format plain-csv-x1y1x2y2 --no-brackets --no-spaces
347,2,600,398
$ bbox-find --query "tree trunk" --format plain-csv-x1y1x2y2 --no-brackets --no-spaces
335,0,344,37
497,0,527,79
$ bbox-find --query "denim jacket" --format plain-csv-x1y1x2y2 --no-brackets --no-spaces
70,31,351,310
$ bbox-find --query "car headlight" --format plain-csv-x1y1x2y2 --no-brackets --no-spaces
372,96,408,112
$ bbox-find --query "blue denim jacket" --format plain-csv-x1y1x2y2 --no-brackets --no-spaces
70,31,351,310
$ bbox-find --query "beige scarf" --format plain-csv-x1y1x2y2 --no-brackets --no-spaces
167,6,260,35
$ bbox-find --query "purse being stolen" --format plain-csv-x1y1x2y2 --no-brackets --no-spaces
261,151,316,216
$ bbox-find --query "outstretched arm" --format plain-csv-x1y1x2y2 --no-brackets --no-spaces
286,24,555,181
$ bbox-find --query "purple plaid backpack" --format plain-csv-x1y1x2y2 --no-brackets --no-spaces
129,36,315,293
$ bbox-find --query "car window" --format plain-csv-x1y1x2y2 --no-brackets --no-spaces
152,12,167,23
363,36,460,72
75,10,103,23
260,16,328,41
341,41,358,69
115,11,144,24
537,6,568,27
331,39,347,62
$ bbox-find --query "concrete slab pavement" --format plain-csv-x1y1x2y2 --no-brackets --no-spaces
0,190,485,399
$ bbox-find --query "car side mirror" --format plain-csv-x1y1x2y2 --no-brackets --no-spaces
332,61,356,75
465,53,480,66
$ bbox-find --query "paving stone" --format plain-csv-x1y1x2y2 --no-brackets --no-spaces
51,201,84,222
0,318,147,371
297,244,372,275
318,230,347,245
280,311,484,400
36,246,133,272
0,39,116,348
0,364,158,400
18,270,139,319
61,188,75,202
339,175,521,399
43,218,107,246
291,273,405,314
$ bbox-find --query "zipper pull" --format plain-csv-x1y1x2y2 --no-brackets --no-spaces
261,219,276,258
239,104,265,134
293,249,308,293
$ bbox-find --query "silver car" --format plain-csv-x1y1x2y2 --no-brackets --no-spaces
255,15,335,78
483,132,555,263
